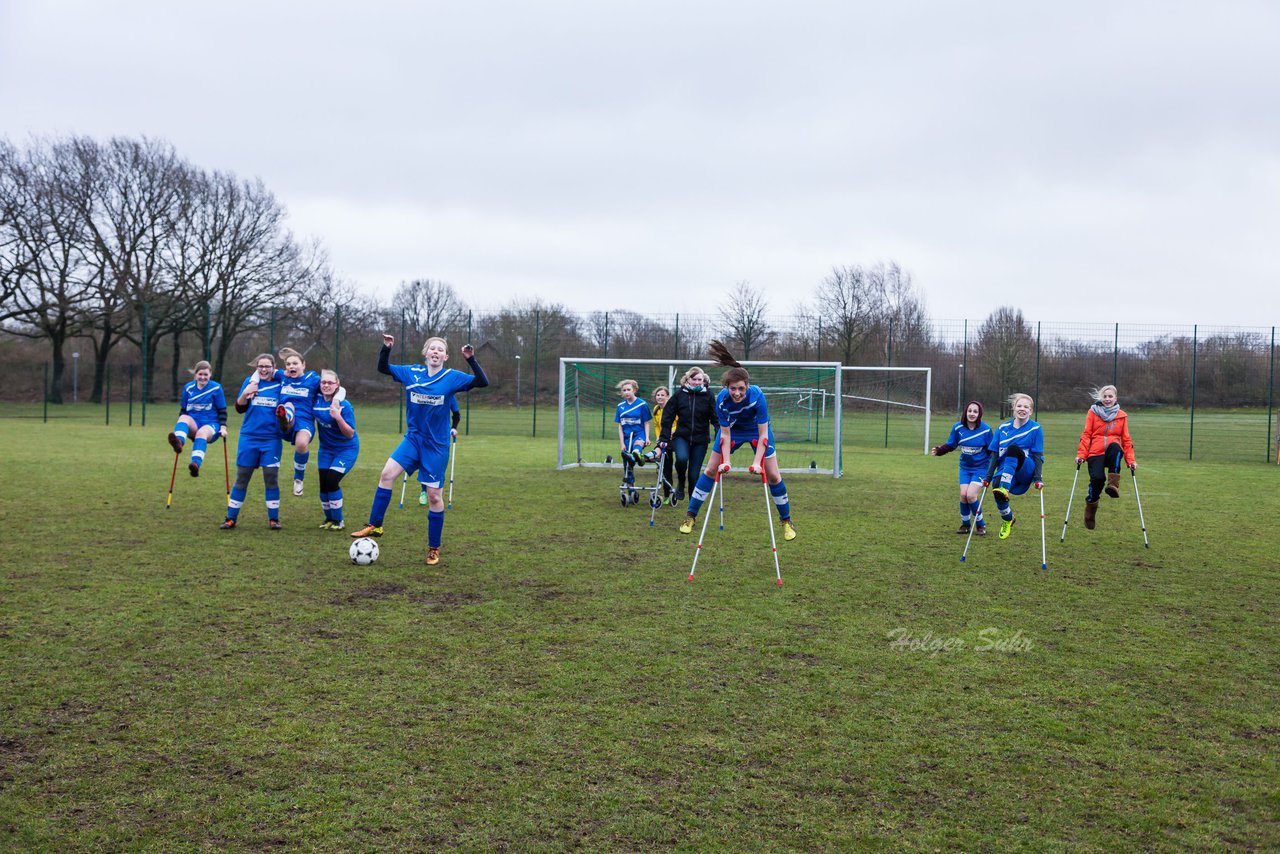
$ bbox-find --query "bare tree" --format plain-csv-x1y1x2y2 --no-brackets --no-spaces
388,278,468,343
717,281,774,360
0,140,98,402
975,306,1035,416
814,265,884,364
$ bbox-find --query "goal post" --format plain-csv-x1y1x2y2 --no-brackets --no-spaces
839,366,933,456
557,357,844,476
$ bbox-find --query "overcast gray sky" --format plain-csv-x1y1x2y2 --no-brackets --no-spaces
3,0,1277,328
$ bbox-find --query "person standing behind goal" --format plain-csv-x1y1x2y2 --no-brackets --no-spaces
351,335,489,567
678,341,796,541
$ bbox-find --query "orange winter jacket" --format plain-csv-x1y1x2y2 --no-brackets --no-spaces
1076,408,1136,466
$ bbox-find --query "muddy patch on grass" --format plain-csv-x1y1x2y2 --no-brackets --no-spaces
409,591,485,612
329,582,406,605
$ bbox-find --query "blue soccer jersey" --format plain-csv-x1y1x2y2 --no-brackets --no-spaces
236,375,284,440
716,385,775,447
180,380,226,428
275,369,322,429
989,418,1044,459
945,421,993,471
615,399,652,446
314,399,358,454
388,362,479,452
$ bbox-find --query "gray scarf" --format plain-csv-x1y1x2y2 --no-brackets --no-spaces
1091,402,1119,422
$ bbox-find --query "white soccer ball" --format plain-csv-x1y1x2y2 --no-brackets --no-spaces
349,537,380,566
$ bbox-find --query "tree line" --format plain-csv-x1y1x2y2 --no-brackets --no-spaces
3,135,1273,413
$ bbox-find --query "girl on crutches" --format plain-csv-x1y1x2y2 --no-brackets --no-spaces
982,393,1045,541
931,399,992,536
167,360,228,479
1074,385,1137,531
678,341,796,541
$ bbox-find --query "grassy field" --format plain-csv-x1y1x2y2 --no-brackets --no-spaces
1,407,1278,850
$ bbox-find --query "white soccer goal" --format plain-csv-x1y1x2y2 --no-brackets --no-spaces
557,357,845,476
839,366,932,456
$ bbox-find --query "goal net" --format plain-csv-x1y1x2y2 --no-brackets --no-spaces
839,366,933,456
557,357,844,476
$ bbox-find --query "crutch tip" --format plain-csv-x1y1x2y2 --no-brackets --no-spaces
776,578,784,586
1041,563,1048,570
959,555,966,562
687,574,694,582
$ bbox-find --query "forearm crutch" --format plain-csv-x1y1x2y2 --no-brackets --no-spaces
1039,485,1048,570
755,440,783,586
960,482,989,563
1060,462,1080,543
223,435,231,508
398,472,408,509
447,435,457,510
1131,468,1149,548
688,474,721,582
165,448,180,509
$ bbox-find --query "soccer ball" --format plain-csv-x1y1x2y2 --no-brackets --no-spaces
349,537,380,566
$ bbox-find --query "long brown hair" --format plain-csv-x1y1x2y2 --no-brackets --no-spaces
707,340,750,386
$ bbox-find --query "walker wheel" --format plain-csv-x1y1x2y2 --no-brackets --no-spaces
649,495,661,509
629,490,640,505
620,492,628,507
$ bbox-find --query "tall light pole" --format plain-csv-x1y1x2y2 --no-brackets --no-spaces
515,355,522,409
956,363,964,412
72,352,80,403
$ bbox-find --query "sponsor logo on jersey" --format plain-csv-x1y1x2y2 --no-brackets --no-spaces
410,392,445,406
252,396,276,407
282,383,309,397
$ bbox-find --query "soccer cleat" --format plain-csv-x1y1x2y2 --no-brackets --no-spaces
167,432,184,453
275,404,292,433
268,519,282,530
328,520,344,531
350,524,384,538
679,515,695,534
782,520,797,541
219,518,236,530
319,520,333,530
293,479,304,497
999,516,1016,539
189,462,200,478
975,525,987,537
419,490,427,506
426,546,441,566
630,450,646,467
991,487,1010,503
956,523,971,535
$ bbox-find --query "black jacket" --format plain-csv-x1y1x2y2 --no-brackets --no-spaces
659,385,719,446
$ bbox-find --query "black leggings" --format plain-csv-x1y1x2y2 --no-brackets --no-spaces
234,465,279,491
318,468,347,492
1087,442,1124,502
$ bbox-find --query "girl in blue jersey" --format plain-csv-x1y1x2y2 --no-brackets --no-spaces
167,360,228,478
678,341,796,541
351,334,489,567
615,379,652,491
272,348,326,498
931,399,992,536
221,354,286,530
983,392,1045,540
313,369,359,530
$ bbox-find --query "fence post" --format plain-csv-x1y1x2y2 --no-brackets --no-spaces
204,304,212,361
398,310,406,435
465,310,472,435
961,320,968,405
141,304,149,426
105,363,111,426
1189,324,1198,461
673,313,680,359
335,306,342,374
1112,322,1119,386
129,365,134,426
1035,322,1041,419
43,362,49,423
883,318,893,448
600,312,609,439
1267,326,1275,463
816,317,822,361
532,309,541,437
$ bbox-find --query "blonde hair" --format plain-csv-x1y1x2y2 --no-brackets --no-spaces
615,378,638,394
189,360,212,375
679,367,707,387
277,347,303,365
1089,385,1118,402
421,336,448,358
248,353,275,369
320,369,340,385
1007,392,1034,410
